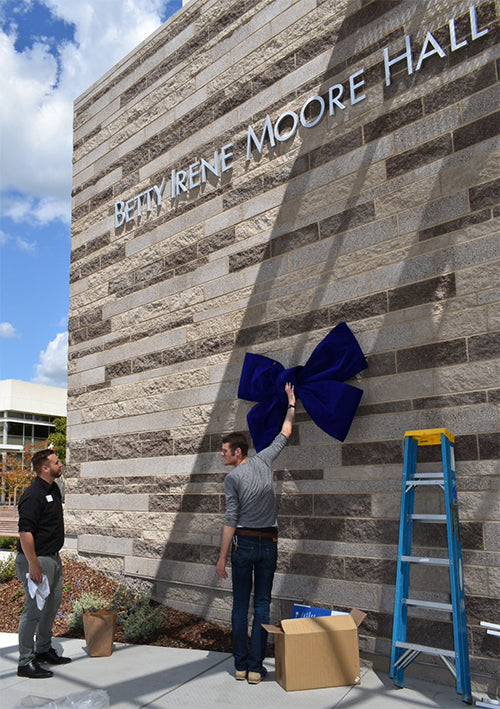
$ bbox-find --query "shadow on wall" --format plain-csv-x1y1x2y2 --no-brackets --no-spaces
141,0,497,668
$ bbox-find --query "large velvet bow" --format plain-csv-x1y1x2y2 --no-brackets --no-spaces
237,322,368,452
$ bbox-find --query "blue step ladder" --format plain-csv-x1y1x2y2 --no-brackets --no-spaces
390,428,472,704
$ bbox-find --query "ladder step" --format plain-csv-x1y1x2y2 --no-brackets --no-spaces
480,621,500,637
403,598,453,612
406,479,444,487
412,472,444,478
395,641,455,658
401,555,450,566
409,513,446,522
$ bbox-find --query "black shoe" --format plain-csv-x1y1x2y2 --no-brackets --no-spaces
35,648,72,665
17,661,54,679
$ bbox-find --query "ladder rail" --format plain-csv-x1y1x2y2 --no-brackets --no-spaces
390,434,417,683
441,433,471,700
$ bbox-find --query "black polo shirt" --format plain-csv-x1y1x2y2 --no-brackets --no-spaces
17,475,64,556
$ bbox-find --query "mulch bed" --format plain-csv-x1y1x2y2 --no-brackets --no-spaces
0,556,233,653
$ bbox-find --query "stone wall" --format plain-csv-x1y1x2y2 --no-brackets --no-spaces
68,0,499,687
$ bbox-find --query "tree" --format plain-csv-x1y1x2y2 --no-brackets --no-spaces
1,444,37,506
48,417,67,465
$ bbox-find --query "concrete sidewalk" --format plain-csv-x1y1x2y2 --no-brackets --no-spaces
0,632,477,708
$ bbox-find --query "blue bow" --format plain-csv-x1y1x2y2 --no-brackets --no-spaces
237,322,368,451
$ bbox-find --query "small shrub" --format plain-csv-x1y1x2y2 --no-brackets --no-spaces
0,553,16,581
10,588,23,601
67,591,110,632
67,584,166,644
0,536,17,550
110,584,135,614
121,594,165,644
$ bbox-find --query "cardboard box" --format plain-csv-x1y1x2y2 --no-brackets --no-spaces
263,608,366,692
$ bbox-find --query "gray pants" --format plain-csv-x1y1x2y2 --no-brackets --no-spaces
15,552,63,666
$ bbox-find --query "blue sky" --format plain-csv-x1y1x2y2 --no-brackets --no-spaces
0,0,181,388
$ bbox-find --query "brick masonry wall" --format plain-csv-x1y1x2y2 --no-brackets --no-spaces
68,0,499,684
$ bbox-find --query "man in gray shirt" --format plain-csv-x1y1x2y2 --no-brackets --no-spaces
216,382,296,684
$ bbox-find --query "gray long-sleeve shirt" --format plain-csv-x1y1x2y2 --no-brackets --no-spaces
223,433,288,528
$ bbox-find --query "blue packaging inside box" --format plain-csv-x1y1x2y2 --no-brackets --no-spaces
291,603,349,619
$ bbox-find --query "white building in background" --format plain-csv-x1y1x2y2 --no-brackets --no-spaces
0,380,67,457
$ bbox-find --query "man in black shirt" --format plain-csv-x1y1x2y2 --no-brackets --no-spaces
15,449,71,678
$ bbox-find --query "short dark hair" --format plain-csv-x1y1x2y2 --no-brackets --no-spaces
221,432,249,457
32,449,54,475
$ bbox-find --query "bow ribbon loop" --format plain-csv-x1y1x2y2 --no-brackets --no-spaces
238,322,367,451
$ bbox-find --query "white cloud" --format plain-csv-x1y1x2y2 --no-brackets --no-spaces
2,192,68,227
46,0,175,97
33,331,68,388
0,31,66,200
1,195,33,222
0,220,37,251
0,322,18,338
15,235,37,252
0,0,178,227
33,196,71,225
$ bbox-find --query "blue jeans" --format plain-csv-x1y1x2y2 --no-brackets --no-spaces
230,533,277,674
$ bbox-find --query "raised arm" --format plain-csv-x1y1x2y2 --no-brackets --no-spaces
281,382,296,438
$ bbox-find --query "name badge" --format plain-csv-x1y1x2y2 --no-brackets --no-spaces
46,495,53,502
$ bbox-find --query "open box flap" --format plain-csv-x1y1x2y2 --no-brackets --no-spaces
263,609,366,636
262,623,283,635
349,608,367,627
